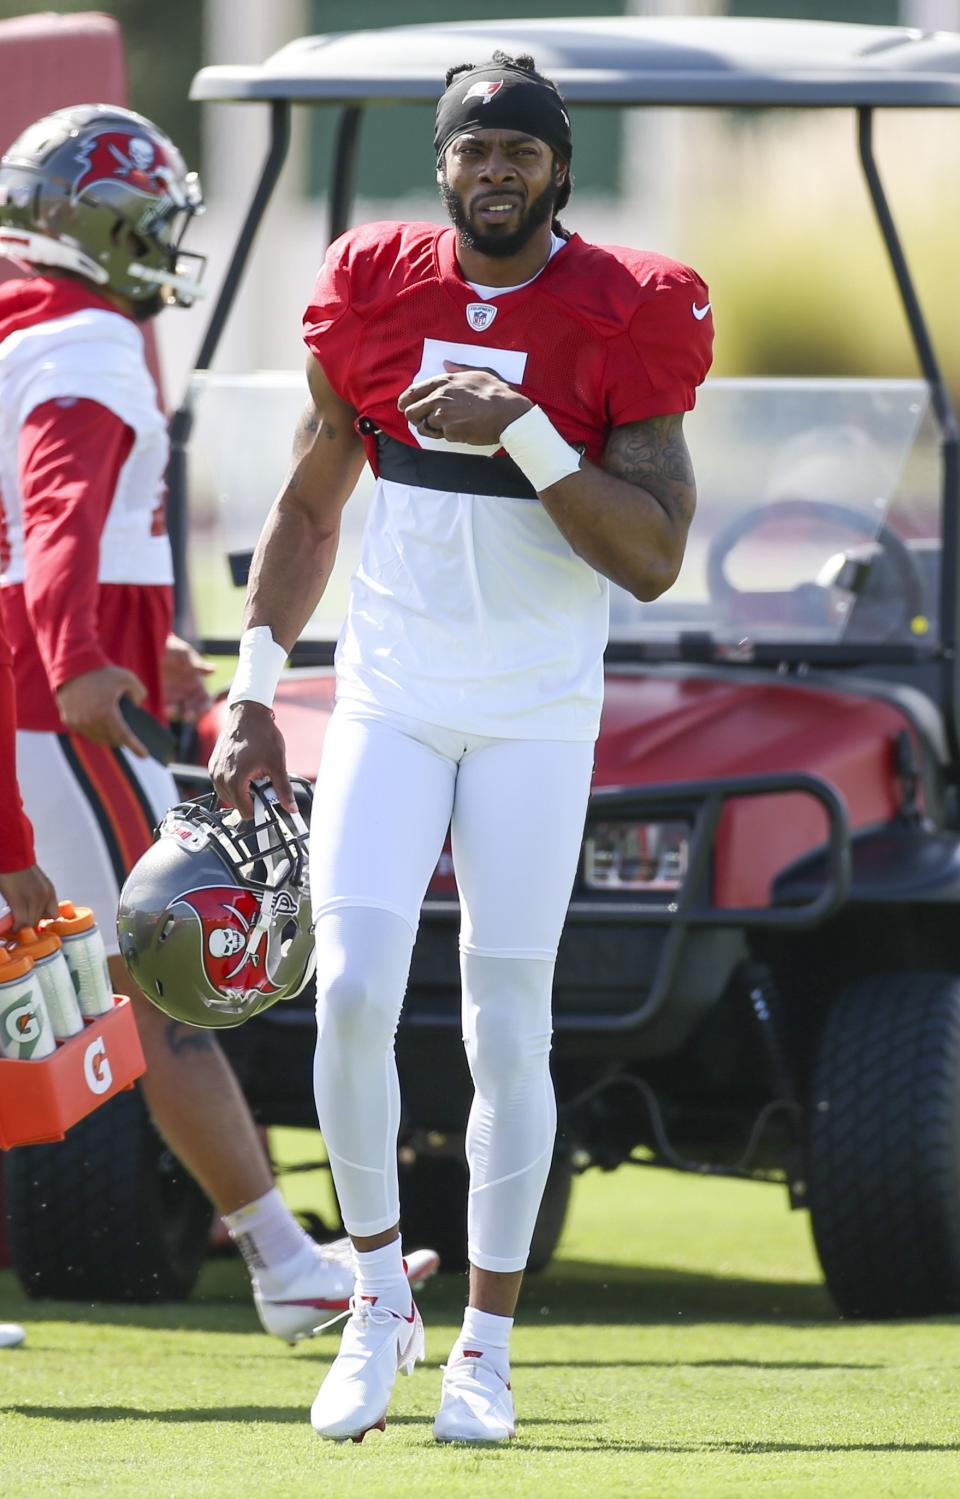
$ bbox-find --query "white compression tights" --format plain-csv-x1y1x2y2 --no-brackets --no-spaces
310,702,594,1271
461,951,557,1273
312,907,557,1270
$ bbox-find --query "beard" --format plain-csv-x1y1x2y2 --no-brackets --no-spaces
440,168,561,259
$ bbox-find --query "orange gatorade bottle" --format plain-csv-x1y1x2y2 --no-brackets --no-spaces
7,927,84,1039
0,946,55,1060
40,902,114,1018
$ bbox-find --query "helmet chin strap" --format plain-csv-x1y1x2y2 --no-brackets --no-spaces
0,229,109,283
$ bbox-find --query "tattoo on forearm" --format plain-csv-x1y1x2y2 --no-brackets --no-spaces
165,1020,216,1057
291,402,338,469
603,413,697,527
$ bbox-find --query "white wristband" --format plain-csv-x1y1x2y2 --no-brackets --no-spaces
227,626,287,711
499,404,581,493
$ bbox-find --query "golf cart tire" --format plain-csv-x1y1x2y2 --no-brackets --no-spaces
3,1085,213,1302
807,971,960,1318
398,1144,573,1273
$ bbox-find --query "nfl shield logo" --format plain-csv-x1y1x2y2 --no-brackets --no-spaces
466,302,498,332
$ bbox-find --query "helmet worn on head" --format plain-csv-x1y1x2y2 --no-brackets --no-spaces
117,781,316,1028
0,103,205,309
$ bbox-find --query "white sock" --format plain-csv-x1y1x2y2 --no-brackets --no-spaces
355,1239,411,1314
452,1306,513,1380
222,1187,313,1288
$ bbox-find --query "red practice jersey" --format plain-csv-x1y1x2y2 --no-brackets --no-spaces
0,603,35,872
303,221,714,465
302,221,713,741
0,275,172,733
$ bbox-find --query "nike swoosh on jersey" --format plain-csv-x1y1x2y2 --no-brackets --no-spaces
692,301,711,320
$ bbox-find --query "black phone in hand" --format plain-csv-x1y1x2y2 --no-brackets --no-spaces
119,696,175,765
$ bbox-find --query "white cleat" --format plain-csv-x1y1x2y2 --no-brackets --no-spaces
432,1352,516,1443
310,1295,425,1442
255,1239,439,1344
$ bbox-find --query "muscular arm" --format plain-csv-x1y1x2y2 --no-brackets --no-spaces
399,365,696,601
240,354,365,650
210,355,365,814
539,413,696,601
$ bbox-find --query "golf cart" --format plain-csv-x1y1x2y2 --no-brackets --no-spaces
8,15,960,1316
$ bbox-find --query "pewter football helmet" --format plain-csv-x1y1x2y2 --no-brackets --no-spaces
0,103,205,309
118,780,315,1028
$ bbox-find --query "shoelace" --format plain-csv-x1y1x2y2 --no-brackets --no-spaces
312,1292,404,1338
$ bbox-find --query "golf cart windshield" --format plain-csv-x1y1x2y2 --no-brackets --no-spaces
187,371,938,660
182,15,957,674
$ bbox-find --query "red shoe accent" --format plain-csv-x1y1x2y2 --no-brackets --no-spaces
270,1297,349,1310
352,1417,386,1444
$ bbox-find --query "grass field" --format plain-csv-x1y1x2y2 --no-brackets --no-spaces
1,1135,959,1499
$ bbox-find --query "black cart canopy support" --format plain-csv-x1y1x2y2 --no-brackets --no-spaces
856,107,960,768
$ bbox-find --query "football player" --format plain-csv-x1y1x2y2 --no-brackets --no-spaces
0,104,437,1334
0,604,56,930
211,52,713,1441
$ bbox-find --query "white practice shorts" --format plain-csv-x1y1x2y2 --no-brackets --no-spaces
310,701,595,957
16,729,178,955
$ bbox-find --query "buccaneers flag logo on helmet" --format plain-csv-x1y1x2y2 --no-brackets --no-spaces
72,131,176,204
174,885,299,1000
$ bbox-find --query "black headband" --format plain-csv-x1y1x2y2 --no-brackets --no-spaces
434,66,572,165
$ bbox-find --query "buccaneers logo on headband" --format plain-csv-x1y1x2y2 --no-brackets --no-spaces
463,80,504,105
175,886,298,999
434,60,573,165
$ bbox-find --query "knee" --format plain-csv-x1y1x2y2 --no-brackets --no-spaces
315,959,393,1049
464,996,552,1097
313,908,412,1054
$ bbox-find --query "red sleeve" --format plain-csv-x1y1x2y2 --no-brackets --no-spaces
0,611,35,872
605,274,714,428
18,397,134,695
302,233,364,403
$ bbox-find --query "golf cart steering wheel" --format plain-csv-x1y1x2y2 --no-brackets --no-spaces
705,498,927,640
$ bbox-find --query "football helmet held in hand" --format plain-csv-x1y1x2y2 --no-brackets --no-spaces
0,103,205,311
117,779,315,1028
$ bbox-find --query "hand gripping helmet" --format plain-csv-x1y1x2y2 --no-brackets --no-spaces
0,103,205,310
117,780,316,1028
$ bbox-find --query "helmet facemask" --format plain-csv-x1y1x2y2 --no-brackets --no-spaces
118,780,317,1029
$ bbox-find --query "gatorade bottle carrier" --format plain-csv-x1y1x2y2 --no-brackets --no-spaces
0,902,145,1150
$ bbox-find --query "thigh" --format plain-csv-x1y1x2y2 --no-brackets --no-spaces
16,731,178,954
309,704,458,935
451,737,594,958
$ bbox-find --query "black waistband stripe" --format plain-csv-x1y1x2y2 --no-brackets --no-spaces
376,432,538,500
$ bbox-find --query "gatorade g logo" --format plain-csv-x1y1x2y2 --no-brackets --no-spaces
83,1037,112,1095
2,999,43,1055
175,886,298,1000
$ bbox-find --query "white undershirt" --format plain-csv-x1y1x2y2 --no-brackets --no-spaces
466,231,566,300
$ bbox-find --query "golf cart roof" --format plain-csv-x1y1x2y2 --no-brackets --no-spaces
190,15,960,109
